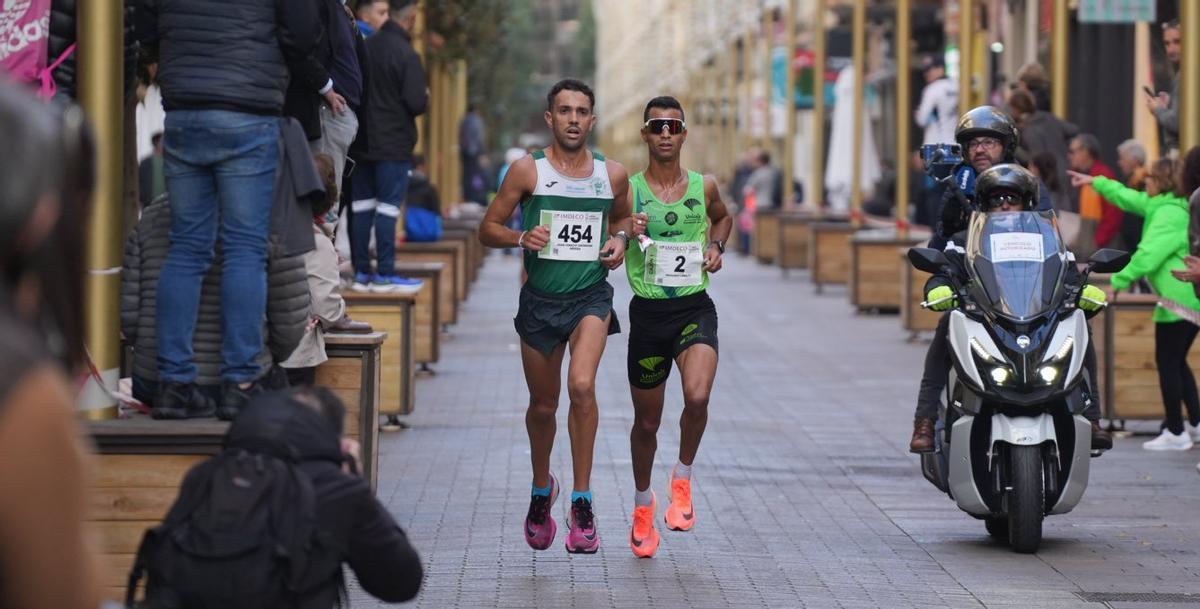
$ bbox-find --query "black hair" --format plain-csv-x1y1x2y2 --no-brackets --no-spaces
1030,151,1062,192
642,96,685,123
413,153,426,167
1180,146,1200,198
389,0,416,17
286,386,347,436
546,79,595,112
758,149,771,165
0,83,92,369
151,132,163,148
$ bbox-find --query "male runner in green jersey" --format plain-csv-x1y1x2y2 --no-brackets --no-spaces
479,79,632,554
625,96,732,558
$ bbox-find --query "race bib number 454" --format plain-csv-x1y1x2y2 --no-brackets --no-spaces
538,210,603,261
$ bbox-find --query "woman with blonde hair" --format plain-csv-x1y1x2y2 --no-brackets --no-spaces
1070,152,1200,450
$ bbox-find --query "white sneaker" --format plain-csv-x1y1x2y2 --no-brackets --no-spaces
1142,430,1194,451
1186,422,1200,443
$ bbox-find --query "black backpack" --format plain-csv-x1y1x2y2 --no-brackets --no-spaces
126,436,321,609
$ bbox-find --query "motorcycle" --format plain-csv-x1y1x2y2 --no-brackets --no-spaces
907,210,1129,553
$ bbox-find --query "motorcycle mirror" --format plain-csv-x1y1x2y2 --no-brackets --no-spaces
908,247,950,274
1087,248,1131,274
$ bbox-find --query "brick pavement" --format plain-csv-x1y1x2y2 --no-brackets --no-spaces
353,253,1200,609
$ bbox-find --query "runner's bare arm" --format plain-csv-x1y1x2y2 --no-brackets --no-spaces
703,174,732,272
479,156,549,251
600,160,633,269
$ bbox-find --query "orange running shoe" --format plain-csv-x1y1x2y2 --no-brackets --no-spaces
629,491,660,558
665,476,695,531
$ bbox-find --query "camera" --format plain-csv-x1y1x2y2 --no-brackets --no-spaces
920,143,963,181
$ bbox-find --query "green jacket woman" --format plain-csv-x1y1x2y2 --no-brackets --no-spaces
1092,174,1200,322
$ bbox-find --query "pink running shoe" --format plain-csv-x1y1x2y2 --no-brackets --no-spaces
565,497,601,554
524,473,559,550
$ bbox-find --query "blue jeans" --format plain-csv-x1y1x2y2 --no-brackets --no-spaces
157,110,280,384
349,160,411,276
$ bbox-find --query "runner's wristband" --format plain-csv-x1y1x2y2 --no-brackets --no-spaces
517,230,528,249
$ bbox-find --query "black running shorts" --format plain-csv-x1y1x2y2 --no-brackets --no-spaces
514,280,620,355
627,291,718,389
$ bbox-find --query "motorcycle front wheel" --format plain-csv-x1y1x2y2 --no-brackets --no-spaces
1006,444,1045,553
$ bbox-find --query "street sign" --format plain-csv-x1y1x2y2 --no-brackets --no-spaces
1078,0,1156,24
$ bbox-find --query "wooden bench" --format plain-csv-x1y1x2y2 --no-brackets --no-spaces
754,208,781,264
1094,291,1200,423
849,230,928,312
777,211,816,273
440,228,478,286
88,339,383,604
443,217,484,272
339,295,416,423
88,419,224,603
312,331,384,483
394,261,444,369
808,221,855,293
395,240,461,326
900,248,943,339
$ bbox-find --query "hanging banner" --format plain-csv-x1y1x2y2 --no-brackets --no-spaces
771,44,788,137
1078,0,1155,23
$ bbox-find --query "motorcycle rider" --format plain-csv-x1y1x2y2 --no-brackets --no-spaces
929,106,1053,252
910,163,1113,453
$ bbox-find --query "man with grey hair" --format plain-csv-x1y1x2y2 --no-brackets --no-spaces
1116,138,1149,251
1068,133,1124,250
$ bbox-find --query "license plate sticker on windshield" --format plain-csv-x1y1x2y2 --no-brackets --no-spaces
990,232,1044,263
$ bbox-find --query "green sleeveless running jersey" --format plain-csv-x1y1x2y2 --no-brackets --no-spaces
625,170,710,299
522,150,614,294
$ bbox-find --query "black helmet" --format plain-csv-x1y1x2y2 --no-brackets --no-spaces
955,106,1019,158
975,164,1039,211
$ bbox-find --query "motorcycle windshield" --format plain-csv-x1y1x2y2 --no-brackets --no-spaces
965,211,1067,320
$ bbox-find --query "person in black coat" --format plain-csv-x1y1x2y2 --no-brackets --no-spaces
225,387,423,607
346,0,428,289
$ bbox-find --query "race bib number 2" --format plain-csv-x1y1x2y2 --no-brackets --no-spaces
648,242,704,287
538,210,604,261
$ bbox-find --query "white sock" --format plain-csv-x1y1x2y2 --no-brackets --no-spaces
673,461,692,480
634,486,654,507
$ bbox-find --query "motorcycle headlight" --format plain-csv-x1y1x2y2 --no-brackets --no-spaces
990,366,1012,385
1037,364,1061,384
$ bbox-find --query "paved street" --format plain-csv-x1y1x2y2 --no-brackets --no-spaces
356,252,1200,609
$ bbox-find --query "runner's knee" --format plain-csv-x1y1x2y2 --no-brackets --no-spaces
566,375,596,405
682,387,710,412
634,411,662,435
527,397,558,418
